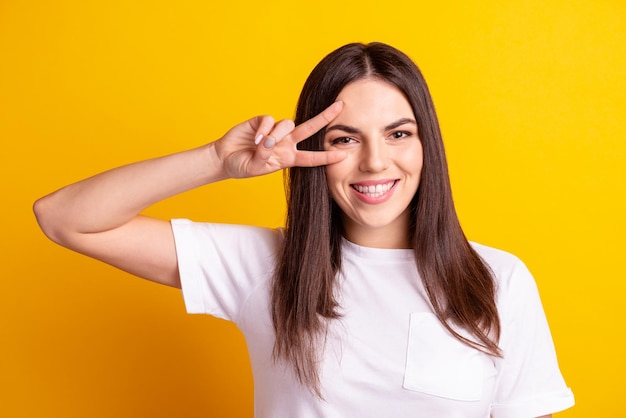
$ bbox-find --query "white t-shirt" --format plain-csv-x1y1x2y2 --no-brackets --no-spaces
171,219,574,418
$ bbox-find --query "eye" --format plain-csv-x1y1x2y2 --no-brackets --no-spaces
330,137,357,146
389,131,412,140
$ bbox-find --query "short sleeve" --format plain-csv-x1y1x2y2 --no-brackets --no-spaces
491,258,575,418
170,219,281,322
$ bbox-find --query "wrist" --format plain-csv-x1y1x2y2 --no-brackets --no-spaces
198,141,229,184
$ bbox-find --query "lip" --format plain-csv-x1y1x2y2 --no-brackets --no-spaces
350,179,398,204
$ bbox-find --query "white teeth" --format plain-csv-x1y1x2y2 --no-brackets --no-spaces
353,181,395,197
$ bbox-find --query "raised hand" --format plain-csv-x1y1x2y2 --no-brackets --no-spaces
214,101,347,178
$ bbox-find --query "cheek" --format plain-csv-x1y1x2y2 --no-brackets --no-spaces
324,156,352,185
324,162,352,203
390,140,423,171
400,144,424,177
324,165,336,186
324,165,341,197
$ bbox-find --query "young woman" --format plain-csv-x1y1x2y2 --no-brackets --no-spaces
34,42,574,417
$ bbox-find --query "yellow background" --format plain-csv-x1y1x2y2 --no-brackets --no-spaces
1,0,624,416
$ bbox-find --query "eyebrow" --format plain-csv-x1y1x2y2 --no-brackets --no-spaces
326,118,417,134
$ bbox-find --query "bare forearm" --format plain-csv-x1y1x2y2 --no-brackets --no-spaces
34,142,224,242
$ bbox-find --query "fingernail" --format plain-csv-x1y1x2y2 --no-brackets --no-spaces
255,134,263,145
263,136,275,149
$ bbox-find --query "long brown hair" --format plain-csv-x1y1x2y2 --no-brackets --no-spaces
271,42,501,396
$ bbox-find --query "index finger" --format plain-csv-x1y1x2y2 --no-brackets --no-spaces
289,101,344,144
293,149,347,168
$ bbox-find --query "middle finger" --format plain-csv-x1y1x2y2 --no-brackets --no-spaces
289,101,344,144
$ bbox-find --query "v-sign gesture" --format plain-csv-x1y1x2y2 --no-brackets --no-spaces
215,101,347,178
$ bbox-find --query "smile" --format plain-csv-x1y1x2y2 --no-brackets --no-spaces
351,180,398,199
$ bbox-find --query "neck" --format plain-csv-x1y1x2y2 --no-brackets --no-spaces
341,214,411,249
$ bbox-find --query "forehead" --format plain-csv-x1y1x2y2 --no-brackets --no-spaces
332,78,415,126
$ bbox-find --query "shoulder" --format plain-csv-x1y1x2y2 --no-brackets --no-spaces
469,242,539,307
470,242,524,272
171,221,283,320
170,219,284,268
171,219,283,246
469,242,533,281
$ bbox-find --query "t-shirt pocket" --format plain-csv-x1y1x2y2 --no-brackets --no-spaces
403,312,484,401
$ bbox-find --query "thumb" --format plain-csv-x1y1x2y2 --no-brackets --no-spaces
248,118,296,174
245,134,278,175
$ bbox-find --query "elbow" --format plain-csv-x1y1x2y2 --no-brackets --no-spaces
33,195,66,245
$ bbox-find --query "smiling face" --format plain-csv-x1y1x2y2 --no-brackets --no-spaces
324,78,423,249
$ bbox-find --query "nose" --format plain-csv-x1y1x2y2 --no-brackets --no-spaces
359,139,390,173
